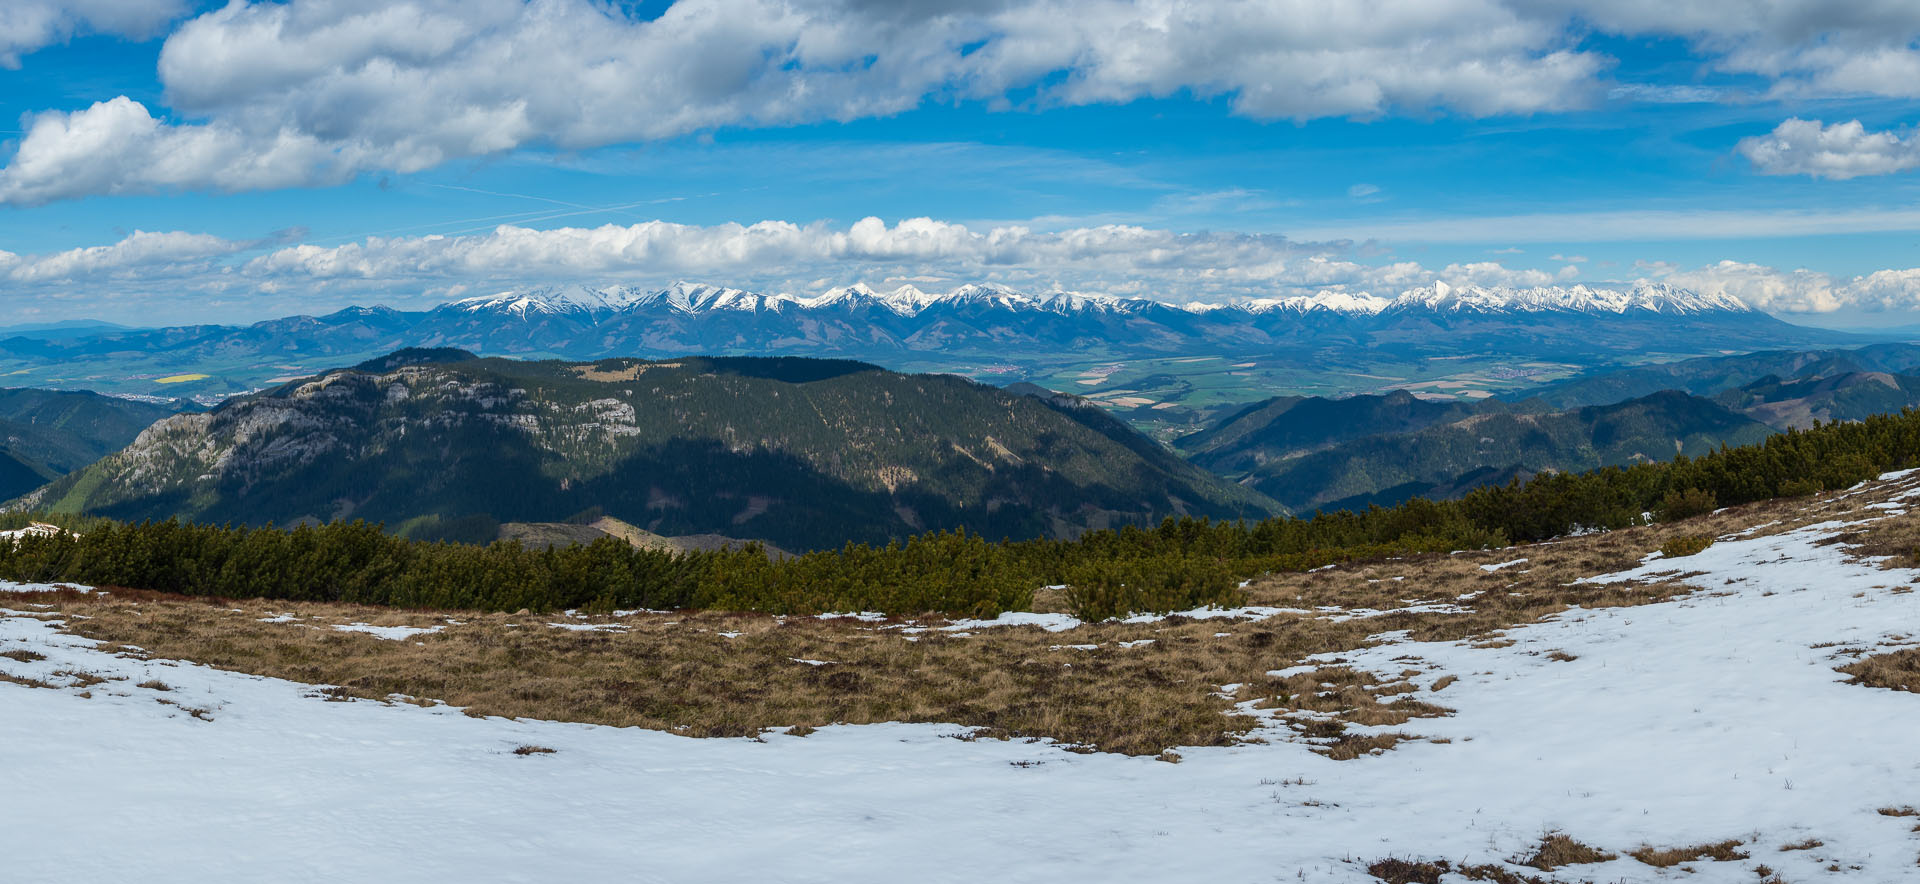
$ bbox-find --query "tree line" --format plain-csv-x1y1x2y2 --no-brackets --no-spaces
3,409,1915,620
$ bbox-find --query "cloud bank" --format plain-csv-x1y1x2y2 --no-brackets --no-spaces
0,0,186,68
12,216,1920,322
13,0,1920,202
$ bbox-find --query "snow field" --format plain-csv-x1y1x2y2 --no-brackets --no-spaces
2,490,1919,881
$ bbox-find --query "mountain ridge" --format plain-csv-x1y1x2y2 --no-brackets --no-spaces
18,353,1281,549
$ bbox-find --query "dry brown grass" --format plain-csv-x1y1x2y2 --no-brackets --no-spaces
0,477,1854,757
1628,839,1748,867
1839,648,1920,693
2,574,1699,755
1780,838,1823,851
1365,854,1589,884
1,648,46,662
1518,834,1616,870
0,670,57,689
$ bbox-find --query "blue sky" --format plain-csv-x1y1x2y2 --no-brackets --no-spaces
3,1,1920,327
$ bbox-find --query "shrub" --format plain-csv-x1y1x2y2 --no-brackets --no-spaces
1063,555,1241,621
1778,478,1820,498
1657,487,1717,522
1659,534,1714,558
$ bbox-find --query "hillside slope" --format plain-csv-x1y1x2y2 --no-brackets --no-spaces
1521,342,1920,408
1239,391,1773,512
1173,390,1519,474
21,352,1278,548
0,388,184,500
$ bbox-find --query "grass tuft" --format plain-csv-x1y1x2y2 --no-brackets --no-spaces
1519,834,1616,870
1629,840,1747,867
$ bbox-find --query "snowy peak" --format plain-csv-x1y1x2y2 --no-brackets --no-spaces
1383,282,1754,316
643,281,772,314
439,280,1754,322
444,284,652,319
1238,291,1391,316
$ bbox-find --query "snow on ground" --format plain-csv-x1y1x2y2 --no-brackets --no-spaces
0,522,60,541
329,622,444,641
4,499,1920,881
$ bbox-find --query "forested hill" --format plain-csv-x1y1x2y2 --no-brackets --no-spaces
1232,390,1775,513
17,352,1280,550
1173,389,1524,474
0,388,186,502
1518,342,1920,409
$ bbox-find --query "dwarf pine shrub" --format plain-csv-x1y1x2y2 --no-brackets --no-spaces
1659,534,1714,558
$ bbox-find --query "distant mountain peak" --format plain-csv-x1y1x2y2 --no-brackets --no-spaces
1383,282,1753,316
437,279,1752,322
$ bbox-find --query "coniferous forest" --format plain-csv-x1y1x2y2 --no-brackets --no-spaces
4,406,1911,620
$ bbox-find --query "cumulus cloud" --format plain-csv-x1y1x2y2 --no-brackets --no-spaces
0,0,1603,203
4,229,249,283
0,97,373,204
0,215,1612,309
1736,118,1920,180
1541,0,1920,99
227,216,1672,303
0,0,186,68
9,2,1920,202
17,220,1920,323
1641,258,1920,313
241,216,1344,293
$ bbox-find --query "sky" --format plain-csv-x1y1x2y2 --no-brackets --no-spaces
2,1,1920,328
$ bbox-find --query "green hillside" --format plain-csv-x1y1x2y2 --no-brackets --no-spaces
0,387,184,500
1174,390,1515,473
1238,391,1774,512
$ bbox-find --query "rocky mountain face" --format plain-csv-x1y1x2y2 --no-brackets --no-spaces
20,352,1280,549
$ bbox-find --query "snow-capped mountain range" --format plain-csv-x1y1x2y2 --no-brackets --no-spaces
0,278,1845,395
441,279,1754,321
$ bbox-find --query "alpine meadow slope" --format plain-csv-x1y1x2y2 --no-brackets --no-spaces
19,351,1280,549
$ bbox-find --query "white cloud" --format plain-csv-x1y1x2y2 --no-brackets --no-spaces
0,215,1606,309
226,216,1683,304
5,229,248,283
9,2,1920,202
1605,83,1720,103
0,0,1605,203
1640,258,1920,314
0,97,372,204
17,221,1920,323
1544,0,1920,100
240,216,1345,294
0,0,186,68
1736,118,1920,180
